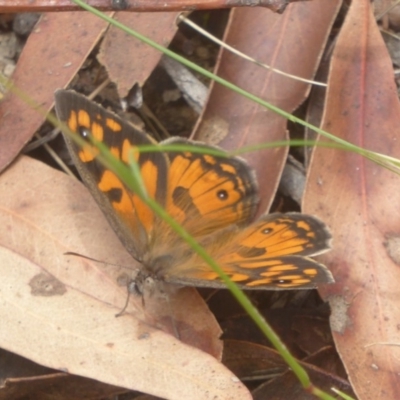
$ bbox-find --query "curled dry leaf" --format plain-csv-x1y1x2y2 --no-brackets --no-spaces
194,1,341,213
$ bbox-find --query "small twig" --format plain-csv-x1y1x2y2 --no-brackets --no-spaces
0,0,304,14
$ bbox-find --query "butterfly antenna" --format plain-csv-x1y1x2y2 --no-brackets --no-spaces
64,251,134,269
65,252,142,316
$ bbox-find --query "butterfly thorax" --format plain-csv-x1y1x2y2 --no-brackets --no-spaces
132,253,177,295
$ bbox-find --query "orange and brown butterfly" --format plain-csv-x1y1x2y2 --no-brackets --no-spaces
54,90,333,294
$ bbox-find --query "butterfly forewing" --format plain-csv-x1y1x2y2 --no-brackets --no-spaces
55,90,168,260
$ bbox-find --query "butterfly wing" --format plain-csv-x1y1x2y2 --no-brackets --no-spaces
162,137,259,237
55,90,168,260
165,213,333,289
147,137,259,259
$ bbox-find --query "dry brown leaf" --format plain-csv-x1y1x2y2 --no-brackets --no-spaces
220,305,333,359
224,341,353,398
194,0,341,213
0,12,109,171
222,339,287,378
0,156,251,400
304,0,400,398
98,12,179,98
0,361,127,400
253,347,354,399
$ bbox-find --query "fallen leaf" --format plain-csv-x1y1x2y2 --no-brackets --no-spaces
0,156,250,399
194,0,341,213
98,12,179,98
304,0,400,398
0,12,109,171
253,347,354,399
0,348,127,400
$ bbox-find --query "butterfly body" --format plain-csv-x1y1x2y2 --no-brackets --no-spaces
55,90,333,292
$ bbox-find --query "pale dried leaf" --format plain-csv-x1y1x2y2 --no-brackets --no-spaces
0,156,250,400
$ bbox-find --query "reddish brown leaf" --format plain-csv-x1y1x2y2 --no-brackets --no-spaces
222,339,287,378
220,305,333,359
223,341,353,399
253,347,354,399
0,350,127,400
0,12,109,171
304,1,400,398
98,12,179,98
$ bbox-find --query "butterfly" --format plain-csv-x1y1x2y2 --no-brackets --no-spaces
54,90,333,294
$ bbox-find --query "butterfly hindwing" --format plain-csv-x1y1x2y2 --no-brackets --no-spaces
230,213,332,258
165,213,332,289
